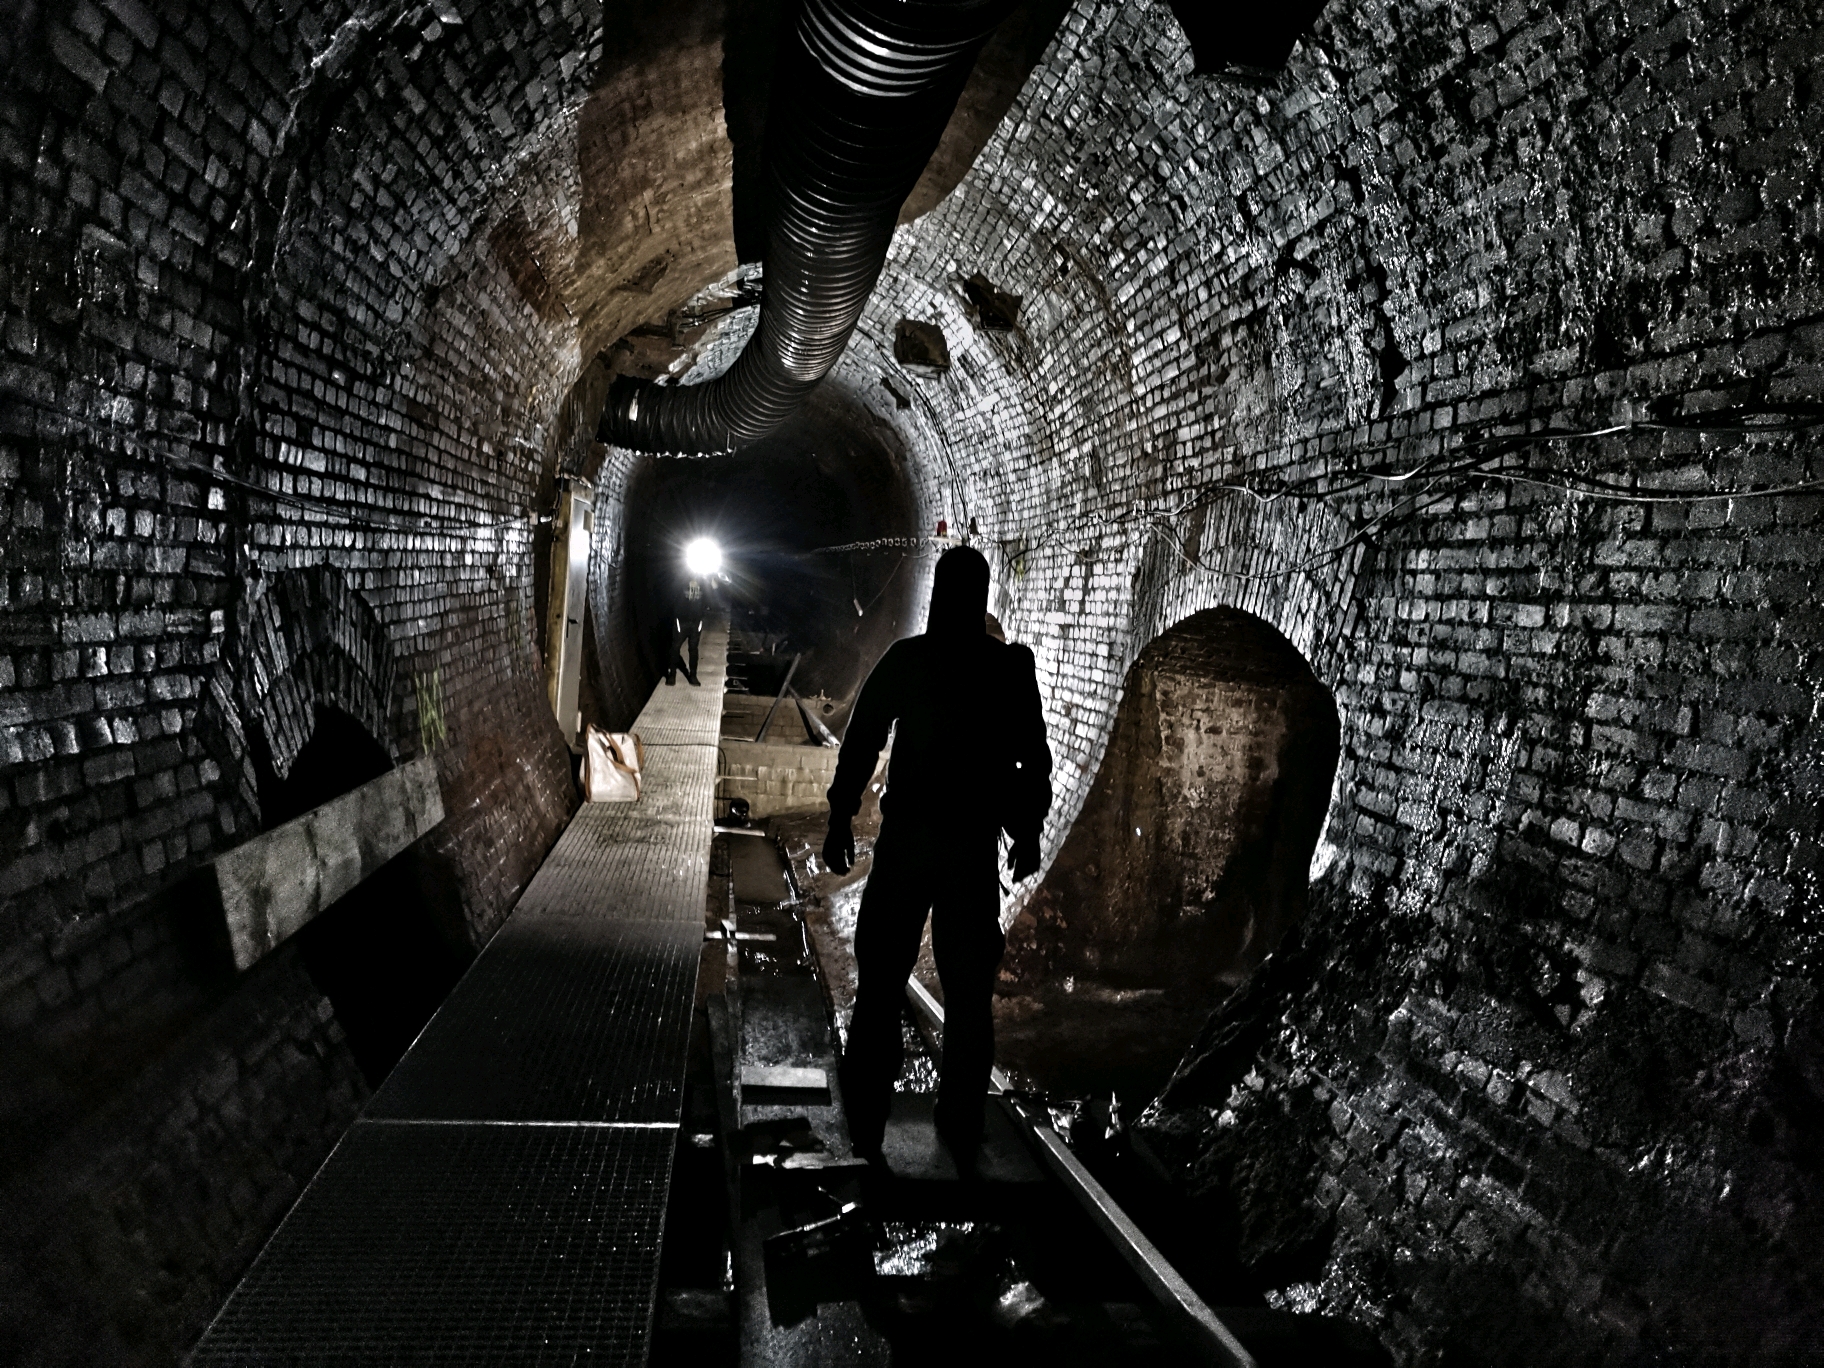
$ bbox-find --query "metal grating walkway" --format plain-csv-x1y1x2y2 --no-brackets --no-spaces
190,623,729,1366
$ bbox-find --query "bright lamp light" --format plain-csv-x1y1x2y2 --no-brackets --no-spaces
683,537,722,576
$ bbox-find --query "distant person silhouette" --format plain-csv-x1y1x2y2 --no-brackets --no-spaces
824,546,1052,1164
668,575,705,686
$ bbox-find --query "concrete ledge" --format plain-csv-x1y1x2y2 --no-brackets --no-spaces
211,757,445,971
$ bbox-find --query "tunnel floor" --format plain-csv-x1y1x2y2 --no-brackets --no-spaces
697,814,1391,1367
187,622,1382,1367
776,806,1221,1109
678,828,1215,1368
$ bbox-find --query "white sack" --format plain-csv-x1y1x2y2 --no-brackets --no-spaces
583,726,640,802
606,731,643,783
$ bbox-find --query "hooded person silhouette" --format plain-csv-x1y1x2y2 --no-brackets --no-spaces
824,546,1052,1163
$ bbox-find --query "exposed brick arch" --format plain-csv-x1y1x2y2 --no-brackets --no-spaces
998,606,1340,1100
200,567,398,828
242,568,397,781
2,0,1821,1360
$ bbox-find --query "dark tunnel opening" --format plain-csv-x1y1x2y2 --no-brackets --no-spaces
256,707,471,1087
622,382,922,713
997,609,1341,1105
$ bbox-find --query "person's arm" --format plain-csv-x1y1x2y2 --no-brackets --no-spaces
1004,644,1053,879
822,645,901,872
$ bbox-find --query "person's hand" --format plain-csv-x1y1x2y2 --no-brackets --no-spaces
1008,836,1040,881
823,818,855,875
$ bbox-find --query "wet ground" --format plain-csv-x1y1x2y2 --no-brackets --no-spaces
649,815,1211,1367
991,980,1231,1105
650,809,1392,1368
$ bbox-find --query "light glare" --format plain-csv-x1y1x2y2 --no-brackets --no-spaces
684,537,722,576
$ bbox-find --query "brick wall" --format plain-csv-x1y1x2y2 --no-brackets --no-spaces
716,739,842,818
0,1,654,1359
4,0,1822,1361
829,0,1824,1361
0,951,366,1364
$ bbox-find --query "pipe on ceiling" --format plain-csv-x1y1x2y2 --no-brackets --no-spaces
597,0,1012,455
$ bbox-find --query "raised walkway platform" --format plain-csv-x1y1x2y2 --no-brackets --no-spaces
189,623,729,1366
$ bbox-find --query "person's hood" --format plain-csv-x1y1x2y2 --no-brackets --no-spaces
926,546,989,637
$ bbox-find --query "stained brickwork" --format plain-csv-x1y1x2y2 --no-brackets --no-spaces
0,950,366,1365
4,0,1822,1362
1003,607,1339,998
829,1,1824,1362
0,0,626,1360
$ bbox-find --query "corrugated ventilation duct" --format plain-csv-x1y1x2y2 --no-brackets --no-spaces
597,0,1012,454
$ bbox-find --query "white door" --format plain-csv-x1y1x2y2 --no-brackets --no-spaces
544,477,593,750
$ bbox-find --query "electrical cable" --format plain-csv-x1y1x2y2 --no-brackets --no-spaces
791,401,1824,584
798,535,958,554
1184,404,1824,509
852,550,906,616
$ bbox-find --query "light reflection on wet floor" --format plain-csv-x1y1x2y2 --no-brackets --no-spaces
871,1220,977,1276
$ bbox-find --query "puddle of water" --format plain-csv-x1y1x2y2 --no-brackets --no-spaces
730,891,813,980
824,876,865,944
893,1015,939,1092
872,1220,979,1277
729,836,794,905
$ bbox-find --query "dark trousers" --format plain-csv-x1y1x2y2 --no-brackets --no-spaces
839,821,1004,1152
668,618,701,683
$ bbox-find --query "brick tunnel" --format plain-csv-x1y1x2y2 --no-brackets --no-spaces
3,1,1823,1365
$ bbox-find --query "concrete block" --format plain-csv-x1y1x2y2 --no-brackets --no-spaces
716,739,840,817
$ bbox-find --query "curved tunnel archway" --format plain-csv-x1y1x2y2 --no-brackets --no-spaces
617,381,924,710
996,608,1340,1103
541,372,929,742
5,0,1824,1362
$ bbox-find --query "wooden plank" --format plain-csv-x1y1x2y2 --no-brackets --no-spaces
212,757,444,971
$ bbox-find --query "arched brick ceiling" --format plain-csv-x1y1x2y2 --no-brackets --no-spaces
5,1,1824,1365
565,5,738,362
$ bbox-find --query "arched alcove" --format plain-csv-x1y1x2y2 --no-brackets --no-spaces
256,705,471,1087
997,608,1340,1101
196,567,401,830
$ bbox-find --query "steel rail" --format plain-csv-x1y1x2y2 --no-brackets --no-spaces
903,975,1258,1368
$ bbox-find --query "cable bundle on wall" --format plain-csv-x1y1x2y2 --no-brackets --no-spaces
597,0,1013,455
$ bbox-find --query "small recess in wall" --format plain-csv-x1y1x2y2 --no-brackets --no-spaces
963,272,1021,331
1166,1,1327,81
894,318,951,371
